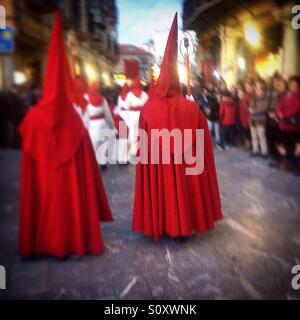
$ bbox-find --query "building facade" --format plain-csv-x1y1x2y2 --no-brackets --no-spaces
115,44,155,84
0,0,56,89
183,0,300,87
63,0,119,87
0,0,119,90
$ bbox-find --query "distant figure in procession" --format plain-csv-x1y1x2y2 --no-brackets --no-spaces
120,78,148,158
113,83,130,164
73,78,89,128
85,81,116,165
132,13,223,239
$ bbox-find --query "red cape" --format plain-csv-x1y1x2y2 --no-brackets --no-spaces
132,13,222,239
74,78,88,112
19,11,112,258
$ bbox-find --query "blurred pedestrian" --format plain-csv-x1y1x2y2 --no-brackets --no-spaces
200,87,221,148
122,78,148,157
0,85,25,149
237,87,251,149
275,75,300,172
249,80,269,158
267,76,287,159
86,80,116,165
219,91,237,148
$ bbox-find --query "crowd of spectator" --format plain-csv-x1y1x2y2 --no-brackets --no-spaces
196,74,300,175
1,73,299,176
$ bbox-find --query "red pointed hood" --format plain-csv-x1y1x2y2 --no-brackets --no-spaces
37,10,74,127
74,78,88,111
88,81,104,106
154,13,181,98
20,10,86,167
121,83,129,100
141,13,200,155
131,78,143,98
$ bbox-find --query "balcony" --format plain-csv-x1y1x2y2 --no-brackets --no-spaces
183,0,226,30
24,0,57,13
183,0,287,34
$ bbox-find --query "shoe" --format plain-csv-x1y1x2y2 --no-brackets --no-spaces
216,144,224,151
251,152,260,157
262,155,268,160
268,161,279,168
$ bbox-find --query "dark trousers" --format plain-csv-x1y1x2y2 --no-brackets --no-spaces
279,130,300,159
266,121,280,158
221,125,236,147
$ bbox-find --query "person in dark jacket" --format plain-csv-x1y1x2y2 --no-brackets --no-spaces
199,87,221,147
267,77,287,159
275,75,300,172
249,80,269,158
219,91,237,148
0,86,26,148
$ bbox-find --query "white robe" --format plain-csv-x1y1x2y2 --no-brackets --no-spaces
74,104,90,128
86,96,116,165
119,91,148,157
111,102,130,164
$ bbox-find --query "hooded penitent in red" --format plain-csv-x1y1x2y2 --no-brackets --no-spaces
74,78,88,112
130,78,143,98
121,83,130,101
88,81,104,106
132,13,222,239
19,11,112,258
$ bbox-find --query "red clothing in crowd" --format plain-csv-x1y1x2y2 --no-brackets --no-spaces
219,97,237,126
276,90,300,132
239,95,251,129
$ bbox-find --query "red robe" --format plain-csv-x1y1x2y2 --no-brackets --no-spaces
19,11,112,258
132,14,222,239
74,78,88,112
276,90,300,132
239,95,251,129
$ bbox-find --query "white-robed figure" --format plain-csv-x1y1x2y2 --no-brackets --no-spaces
116,83,129,115
86,81,116,165
73,78,90,128
111,83,130,164
120,78,148,157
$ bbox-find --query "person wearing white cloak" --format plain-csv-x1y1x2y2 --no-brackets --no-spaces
86,81,116,165
121,78,148,158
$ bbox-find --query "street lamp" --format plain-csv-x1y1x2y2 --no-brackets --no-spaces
244,22,260,47
14,71,27,85
85,64,97,82
213,70,220,80
237,56,246,70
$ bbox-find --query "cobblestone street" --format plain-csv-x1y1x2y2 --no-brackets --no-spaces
0,148,300,300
